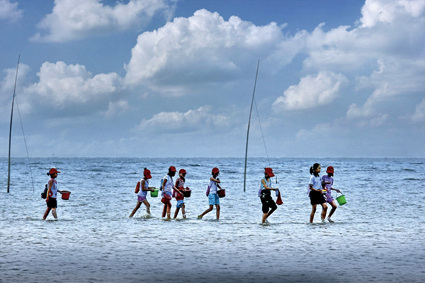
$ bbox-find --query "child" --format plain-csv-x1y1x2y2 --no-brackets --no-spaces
259,167,279,224
198,167,221,220
161,166,182,220
308,163,328,223
130,168,155,217
43,168,64,220
173,168,187,219
321,166,341,223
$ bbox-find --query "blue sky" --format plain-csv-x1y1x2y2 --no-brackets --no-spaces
1,0,425,158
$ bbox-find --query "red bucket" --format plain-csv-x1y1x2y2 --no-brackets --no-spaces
183,188,191,198
217,189,225,198
61,190,71,200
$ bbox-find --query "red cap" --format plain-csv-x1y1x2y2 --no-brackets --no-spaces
326,166,334,173
212,167,219,174
48,168,61,175
179,169,186,174
265,167,275,177
169,166,177,172
144,168,152,179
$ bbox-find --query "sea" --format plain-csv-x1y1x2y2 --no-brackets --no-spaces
1,157,424,283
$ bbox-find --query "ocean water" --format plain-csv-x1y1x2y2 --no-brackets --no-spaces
1,157,424,282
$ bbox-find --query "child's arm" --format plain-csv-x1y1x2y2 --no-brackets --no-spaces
331,187,341,193
262,179,277,190
210,177,220,183
46,180,53,201
141,180,152,191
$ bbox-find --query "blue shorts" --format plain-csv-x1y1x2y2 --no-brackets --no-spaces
177,200,185,208
208,194,220,205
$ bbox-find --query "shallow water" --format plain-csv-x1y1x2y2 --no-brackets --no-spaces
1,157,425,282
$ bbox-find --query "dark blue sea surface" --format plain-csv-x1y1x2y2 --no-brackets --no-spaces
1,157,425,282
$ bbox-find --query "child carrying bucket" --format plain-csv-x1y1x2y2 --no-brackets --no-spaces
43,168,64,220
259,167,279,224
173,168,187,219
198,167,221,220
130,168,156,217
161,166,182,220
321,166,341,223
308,163,328,223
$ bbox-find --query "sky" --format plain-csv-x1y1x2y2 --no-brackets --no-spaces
1,0,425,158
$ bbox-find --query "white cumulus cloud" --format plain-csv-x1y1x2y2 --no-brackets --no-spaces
272,71,348,111
31,0,174,42
0,0,22,22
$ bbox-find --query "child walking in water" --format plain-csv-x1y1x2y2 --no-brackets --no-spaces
161,166,182,220
173,168,187,219
321,166,341,223
259,167,279,224
308,163,328,223
198,167,221,220
130,168,155,217
43,168,64,220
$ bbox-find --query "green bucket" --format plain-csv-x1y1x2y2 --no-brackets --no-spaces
336,194,346,206
150,189,159,198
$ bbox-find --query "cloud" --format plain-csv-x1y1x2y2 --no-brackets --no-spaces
24,61,123,107
409,99,425,123
136,105,233,133
272,71,348,111
31,0,174,42
124,9,295,95
0,0,22,22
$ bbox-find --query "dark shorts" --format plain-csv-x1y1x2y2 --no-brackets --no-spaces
261,196,277,214
309,190,326,205
46,198,57,208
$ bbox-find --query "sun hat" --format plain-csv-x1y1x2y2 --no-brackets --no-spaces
212,167,219,174
265,167,275,177
143,168,152,179
326,166,334,173
48,168,61,175
169,166,177,172
179,168,186,174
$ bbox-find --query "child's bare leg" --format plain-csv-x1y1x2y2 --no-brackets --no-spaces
216,204,220,220
310,205,317,223
162,204,167,218
321,203,328,221
174,207,180,219
328,200,337,219
267,207,276,219
43,207,51,220
143,200,150,214
262,213,268,223
182,204,186,218
130,202,142,217
166,204,171,219
51,208,58,219
199,205,213,218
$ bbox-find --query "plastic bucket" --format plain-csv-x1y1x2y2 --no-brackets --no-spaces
150,189,159,197
336,194,346,206
217,189,225,198
61,190,71,200
183,189,191,198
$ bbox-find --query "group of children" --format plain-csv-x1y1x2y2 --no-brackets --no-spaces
43,163,341,223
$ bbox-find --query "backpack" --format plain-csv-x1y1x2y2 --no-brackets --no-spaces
41,184,48,199
135,181,140,193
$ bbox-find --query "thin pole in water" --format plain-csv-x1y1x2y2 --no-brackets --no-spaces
244,60,260,192
7,55,20,193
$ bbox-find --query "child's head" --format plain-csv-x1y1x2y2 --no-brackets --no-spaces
326,166,334,177
264,167,275,179
179,168,186,179
168,166,177,176
47,168,60,178
212,167,219,177
310,163,321,177
143,168,152,179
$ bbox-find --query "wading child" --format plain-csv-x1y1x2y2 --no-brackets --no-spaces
43,168,64,220
161,166,181,220
259,167,279,224
308,163,328,223
198,167,221,220
130,168,155,217
173,168,187,219
321,166,341,223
